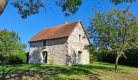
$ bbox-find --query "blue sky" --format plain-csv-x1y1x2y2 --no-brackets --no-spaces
0,0,138,52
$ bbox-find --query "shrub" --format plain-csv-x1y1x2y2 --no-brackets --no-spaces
89,46,97,63
48,58,55,65
3,53,27,65
89,53,97,63
0,54,4,65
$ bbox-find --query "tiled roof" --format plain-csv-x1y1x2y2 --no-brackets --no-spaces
29,20,80,42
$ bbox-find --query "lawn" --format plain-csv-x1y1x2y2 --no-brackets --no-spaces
0,62,138,80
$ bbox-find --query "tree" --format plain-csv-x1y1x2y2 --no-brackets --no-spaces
87,6,138,72
0,0,8,15
110,0,137,5
0,0,137,19
0,0,82,19
0,29,27,55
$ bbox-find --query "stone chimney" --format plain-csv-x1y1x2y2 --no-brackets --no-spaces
63,22,68,24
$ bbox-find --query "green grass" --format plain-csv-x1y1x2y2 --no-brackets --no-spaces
0,62,138,80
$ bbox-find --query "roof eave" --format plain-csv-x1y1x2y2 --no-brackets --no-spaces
28,36,68,43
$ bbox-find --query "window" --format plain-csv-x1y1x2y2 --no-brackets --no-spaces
30,43,32,47
79,35,81,42
43,40,46,46
78,51,82,64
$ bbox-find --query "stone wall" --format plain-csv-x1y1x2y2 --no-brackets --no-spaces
29,41,43,63
29,38,68,65
67,22,90,66
46,38,68,65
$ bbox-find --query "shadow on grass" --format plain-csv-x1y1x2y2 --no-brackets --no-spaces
1,66,13,79
0,64,115,80
72,64,115,71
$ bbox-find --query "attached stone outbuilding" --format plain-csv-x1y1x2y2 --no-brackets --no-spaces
28,20,90,66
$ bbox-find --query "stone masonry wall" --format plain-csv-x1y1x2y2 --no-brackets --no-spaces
29,38,68,65
67,22,90,66
29,41,43,63
46,38,68,65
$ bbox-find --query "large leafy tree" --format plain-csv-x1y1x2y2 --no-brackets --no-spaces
0,0,137,19
0,29,27,55
0,0,82,19
87,6,138,72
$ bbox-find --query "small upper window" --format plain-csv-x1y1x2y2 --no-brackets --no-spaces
43,40,46,46
79,35,81,42
30,43,32,47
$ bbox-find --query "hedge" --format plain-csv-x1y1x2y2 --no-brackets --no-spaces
2,53,27,65
101,49,138,67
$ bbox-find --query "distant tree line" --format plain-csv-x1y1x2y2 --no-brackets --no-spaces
101,49,138,67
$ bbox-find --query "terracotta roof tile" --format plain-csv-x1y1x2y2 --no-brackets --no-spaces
29,20,80,42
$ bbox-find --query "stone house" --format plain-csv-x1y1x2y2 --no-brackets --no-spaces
28,20,90,66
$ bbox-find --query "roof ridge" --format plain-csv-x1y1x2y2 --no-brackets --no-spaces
43,20,81,30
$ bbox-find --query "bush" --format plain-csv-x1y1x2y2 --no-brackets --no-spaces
89,50,107,64
89,46,98,63
48,58,55,65
89,53,97,63
102,53,116,63
0,54,4,65
101,49,138,67
3,53,27,65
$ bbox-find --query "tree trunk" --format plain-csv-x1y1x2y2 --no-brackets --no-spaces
115,54,120,72
0,0,9,15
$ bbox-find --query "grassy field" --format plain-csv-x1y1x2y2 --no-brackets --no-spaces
0,62,138,80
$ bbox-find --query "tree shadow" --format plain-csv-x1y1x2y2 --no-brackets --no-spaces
1,66,13,79
72,64,115,72
0,64,103,80
66,47,77,66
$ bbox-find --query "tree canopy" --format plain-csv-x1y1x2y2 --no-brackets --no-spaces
87,6,138,72
0,29,27,55
0,0,137,19
110,0,137,5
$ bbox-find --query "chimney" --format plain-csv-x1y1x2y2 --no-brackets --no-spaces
63,22,68,24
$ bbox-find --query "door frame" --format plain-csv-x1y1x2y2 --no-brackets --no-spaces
41,50,48,64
